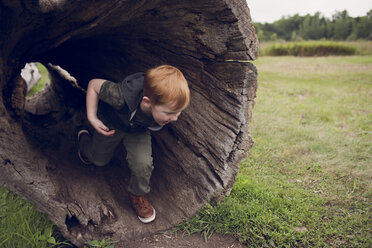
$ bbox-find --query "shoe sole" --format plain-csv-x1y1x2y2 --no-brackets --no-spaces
138,207,156,224
78,130,91,165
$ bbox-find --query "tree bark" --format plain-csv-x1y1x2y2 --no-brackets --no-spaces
0,0,258,246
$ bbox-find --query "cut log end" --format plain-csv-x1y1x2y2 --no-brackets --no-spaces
0,0,258,246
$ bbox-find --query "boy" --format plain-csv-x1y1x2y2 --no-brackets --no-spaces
78,65,190,223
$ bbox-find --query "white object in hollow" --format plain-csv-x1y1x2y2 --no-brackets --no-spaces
21,63,42,93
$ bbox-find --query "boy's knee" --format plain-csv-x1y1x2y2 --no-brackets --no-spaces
128,156,153,175
92,160,109,167
89,155,111,166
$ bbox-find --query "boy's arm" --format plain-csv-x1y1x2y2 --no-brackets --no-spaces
86,79,116,136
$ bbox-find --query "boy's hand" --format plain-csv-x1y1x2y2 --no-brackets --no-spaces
89,118,116,136
86,79,115,136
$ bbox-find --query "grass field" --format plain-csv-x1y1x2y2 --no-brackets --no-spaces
1,55,371,247
176,56,372,247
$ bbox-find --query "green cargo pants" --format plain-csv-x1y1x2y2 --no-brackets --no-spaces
79,129,153,196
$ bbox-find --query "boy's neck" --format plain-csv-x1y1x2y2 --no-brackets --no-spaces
140,101,152,116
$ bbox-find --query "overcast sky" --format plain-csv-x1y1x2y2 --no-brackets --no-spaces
246,0,372,23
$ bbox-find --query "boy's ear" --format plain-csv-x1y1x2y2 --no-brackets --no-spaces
141,96,152,107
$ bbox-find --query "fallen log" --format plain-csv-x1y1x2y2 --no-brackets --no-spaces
0,0,258,246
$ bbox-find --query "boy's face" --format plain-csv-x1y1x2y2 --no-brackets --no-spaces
151,103,182,126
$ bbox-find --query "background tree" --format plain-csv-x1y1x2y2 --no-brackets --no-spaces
254,9,372,41
332,10,353,40
352,10,372,40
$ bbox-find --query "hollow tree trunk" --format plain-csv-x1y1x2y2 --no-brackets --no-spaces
0,0,258,246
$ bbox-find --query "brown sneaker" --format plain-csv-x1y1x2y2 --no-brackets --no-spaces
129,193,156,223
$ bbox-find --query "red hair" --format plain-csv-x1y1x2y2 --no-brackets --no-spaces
143,65,190,110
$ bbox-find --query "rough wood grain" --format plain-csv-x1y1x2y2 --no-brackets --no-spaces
0,0,258,246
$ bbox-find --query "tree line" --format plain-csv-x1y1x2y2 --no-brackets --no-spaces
254,10,372,41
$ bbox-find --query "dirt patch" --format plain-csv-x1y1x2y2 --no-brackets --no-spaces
119,231,246,248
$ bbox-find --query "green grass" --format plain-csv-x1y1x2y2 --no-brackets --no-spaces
261,41,357,56
259,41,372,56
0,187,71,247
0,186,113,247
346,41,372,56
175,56,372,247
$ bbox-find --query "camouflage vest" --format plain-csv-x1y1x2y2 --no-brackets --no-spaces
97,73,163,132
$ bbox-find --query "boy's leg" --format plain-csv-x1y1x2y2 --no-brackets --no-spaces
123,130,156,223
79,129,124,166
122,130,153,195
